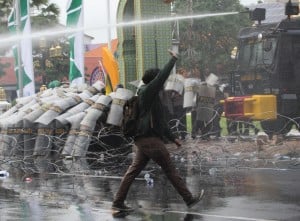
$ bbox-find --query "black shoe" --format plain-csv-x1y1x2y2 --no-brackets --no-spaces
112,203,134,212
186,189,204,208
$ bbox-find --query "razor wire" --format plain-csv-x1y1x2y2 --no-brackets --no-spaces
0,126,132,174
1,106,299,178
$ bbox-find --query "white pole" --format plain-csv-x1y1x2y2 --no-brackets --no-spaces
107,0,112,51
14,0,23,97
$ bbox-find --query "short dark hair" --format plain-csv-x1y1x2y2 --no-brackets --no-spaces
142,68,160,84
115,83,124,89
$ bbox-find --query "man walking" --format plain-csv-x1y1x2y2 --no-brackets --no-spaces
112,50,204,211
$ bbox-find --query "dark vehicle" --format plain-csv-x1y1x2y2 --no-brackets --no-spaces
229,2,300,137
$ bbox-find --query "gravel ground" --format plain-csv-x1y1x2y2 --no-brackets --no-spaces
166,131,300,169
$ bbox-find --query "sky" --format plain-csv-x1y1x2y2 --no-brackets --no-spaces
49,0,119,44
50,0,258,44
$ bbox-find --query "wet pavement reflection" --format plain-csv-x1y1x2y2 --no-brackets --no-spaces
1,163,300,221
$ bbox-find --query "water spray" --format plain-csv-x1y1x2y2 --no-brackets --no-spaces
0,11,238,45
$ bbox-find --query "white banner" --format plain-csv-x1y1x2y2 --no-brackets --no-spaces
8,0,35,97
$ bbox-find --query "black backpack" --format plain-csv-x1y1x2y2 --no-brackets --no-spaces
122,96,139,137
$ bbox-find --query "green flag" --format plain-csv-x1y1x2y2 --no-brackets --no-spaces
8,0,35,97
67,0,84,86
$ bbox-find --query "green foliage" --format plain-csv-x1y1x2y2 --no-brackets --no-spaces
174,0,251,74
30,1,60,30
0,0,13,55
0,0,11,33
43,53,70,82
0,0,68,84
32,40,70,83
29,0,68,84
0,0,60,34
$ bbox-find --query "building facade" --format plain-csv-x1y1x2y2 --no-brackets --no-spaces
116,0,173,90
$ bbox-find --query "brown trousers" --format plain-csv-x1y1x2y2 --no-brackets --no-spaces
113,136,193,205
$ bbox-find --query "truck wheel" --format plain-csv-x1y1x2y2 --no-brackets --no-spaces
261,117,293,139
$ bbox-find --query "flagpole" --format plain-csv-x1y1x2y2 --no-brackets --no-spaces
107,0,112,51
14,0,23,97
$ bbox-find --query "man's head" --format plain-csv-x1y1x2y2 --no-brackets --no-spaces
142,68,160,84
114,83,124,91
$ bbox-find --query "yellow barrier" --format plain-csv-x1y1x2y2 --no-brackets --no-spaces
222,95,277,120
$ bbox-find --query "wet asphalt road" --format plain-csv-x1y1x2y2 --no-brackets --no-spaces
0,163,300,221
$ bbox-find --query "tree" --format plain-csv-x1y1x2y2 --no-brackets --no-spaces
0,0,11,33
0,0,69,84
0,0,60,37
32,37,70,84
0,0,14,78
174,0,251,74
29,0,70,84
30,0,60,29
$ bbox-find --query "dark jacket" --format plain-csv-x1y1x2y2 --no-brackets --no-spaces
136,56,177,142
